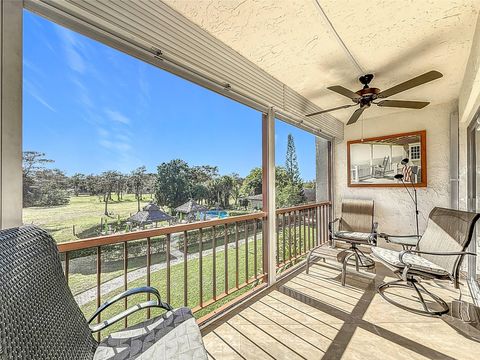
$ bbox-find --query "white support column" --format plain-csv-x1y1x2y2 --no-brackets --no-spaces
0,0,23,229
262,108,276,285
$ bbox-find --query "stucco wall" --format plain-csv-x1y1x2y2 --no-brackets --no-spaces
334,102,454,235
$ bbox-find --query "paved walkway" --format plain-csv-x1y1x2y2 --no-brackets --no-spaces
74,235,255,306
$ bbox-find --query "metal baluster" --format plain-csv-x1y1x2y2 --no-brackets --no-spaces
288,212,292,262
224,224,229,294
276,214,280,266
166,234,171,304
293,210,297,258
147,237,151,318
183,231,188,307
96,246,101,342
199,228,203,308
235,222,239,288
123,242,128,328
212,226,217,300
253,220,258,279
282,213,286,264
245,221,249,282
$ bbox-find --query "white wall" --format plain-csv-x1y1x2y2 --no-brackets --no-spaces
334,102,454,235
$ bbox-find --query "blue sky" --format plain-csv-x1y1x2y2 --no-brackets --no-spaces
23,10,316,181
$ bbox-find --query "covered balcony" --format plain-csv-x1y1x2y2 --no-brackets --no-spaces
1,1,480,359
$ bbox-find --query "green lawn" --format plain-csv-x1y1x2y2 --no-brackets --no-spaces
23,194,158,243
78,224,314,340
81,237,265,338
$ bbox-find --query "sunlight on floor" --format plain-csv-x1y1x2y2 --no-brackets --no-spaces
202,257,480,360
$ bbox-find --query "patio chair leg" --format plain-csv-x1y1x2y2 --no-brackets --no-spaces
355,247,375,268
306,246,326,275
377,278,450,316
412,281,429,312
354,250,360,272
342,252,356,286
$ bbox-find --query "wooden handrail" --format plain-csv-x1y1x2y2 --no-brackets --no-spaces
58,211,266,253
57,202,330,253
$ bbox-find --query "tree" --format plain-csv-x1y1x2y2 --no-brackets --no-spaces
281,134,305,207
303,180,316,189
277,182,305,208
216,175,234,208
130,166,147,211
70,173,86,196
22,151,69,207
22,151,53,178
100,171,120,215
229,173,243,206
154,159,191,211
84,174,101,196
115,174,127,201
240,167,262,196
285,134,301,185
191,183,209,204
33,169,70,206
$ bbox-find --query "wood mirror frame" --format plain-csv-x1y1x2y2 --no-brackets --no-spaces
347,130,427,188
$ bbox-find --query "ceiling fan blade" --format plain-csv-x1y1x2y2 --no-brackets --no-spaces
378,70,443,98
327,85,361,100
306,104,356,117
347,107,366,125
377,100,430,109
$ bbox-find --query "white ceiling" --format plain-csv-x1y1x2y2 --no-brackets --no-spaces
163,0,480,122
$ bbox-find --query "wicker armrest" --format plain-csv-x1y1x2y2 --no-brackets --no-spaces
88,286,172,333
398,249,476,265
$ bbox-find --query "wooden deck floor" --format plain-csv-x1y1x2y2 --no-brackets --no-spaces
201,256,480,359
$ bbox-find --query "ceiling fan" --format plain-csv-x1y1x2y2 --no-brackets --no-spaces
306,70,443,125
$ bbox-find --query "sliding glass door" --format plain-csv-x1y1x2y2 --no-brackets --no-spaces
467,117,480,304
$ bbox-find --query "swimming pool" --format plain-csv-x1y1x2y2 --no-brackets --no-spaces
204,210,228,219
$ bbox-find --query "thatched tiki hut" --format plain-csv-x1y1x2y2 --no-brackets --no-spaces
174,199,208,222
128,202,174,228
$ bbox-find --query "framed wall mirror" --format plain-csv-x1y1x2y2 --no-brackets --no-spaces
347,130,427,187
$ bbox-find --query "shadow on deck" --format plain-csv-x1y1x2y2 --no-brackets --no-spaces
201,255,480,360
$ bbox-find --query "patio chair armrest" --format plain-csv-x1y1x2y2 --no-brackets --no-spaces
379,233,421,240
398,250,476,265
88,286,173,333
329,218,340,233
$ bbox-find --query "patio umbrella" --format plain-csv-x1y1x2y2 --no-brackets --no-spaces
174,199,208,214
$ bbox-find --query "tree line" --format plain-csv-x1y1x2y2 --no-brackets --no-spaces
23,134,311,213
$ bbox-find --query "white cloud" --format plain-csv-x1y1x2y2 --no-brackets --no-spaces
104,109,130,125
97,128,109,137
55,26,86,73
99,139,132,152
24,79,56,112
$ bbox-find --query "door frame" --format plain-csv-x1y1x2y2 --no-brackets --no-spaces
467,111,480,305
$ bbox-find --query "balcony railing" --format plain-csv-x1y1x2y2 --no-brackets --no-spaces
276,202,330,269
57,201,330,339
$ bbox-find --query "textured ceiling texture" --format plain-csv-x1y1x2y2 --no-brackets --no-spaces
164,0,480,122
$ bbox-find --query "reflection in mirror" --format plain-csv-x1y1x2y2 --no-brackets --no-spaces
348,131,426,187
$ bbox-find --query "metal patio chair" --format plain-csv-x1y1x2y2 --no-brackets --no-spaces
372,207,479,316
0,225,208,360
307,199,377,286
